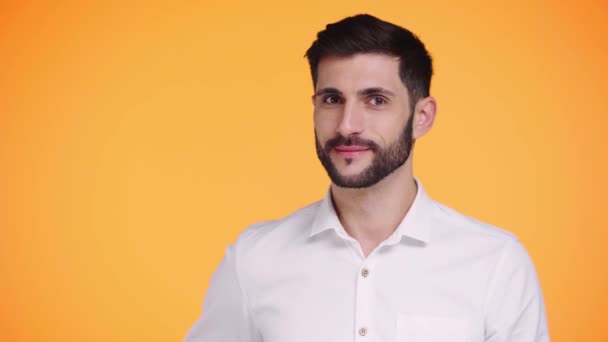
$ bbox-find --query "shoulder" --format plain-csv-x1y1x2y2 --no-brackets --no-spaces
231,199,322,255
428,200,536,265
431,200,518,244
428,200,541,289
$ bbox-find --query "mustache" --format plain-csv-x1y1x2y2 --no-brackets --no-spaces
324,135,379,152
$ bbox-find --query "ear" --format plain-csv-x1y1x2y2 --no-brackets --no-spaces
412,96,437,139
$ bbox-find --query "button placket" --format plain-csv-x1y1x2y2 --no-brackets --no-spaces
354,260,375,340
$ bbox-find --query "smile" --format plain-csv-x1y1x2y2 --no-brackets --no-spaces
333,146,371,157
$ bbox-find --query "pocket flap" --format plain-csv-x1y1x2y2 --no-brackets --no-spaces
397,314,472,342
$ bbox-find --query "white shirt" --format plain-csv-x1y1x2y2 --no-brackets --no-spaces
186,179,549,342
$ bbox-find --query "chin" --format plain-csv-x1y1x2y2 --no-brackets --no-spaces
333,156,372,168
334,165,368,177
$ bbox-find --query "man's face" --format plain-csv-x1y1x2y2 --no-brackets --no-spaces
313,53,414,189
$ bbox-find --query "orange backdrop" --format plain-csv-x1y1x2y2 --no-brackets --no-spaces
1,0,606,341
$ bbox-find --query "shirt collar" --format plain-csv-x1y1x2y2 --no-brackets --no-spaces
309,177,433,244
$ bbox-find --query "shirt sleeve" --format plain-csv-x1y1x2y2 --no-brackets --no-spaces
484,238,550,342
185,245,260,342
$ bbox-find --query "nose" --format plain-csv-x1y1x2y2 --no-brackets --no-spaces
336,101,364,137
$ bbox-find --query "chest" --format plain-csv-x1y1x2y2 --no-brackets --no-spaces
243,243,491,342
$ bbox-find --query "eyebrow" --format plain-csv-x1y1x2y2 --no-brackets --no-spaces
314,87,342,97
358,87,396,97
314,87,396,97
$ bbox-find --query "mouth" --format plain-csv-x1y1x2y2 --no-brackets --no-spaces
333,145,372,158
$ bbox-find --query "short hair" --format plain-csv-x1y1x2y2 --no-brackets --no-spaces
305,14,433,106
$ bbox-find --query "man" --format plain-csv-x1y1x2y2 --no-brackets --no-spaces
186,14,549,342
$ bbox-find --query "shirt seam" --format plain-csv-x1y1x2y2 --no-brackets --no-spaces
482,236,515,326
232,243,260,339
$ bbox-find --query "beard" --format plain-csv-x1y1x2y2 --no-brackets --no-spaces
315,114,415,189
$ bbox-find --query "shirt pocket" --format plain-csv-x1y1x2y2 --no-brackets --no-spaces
396,313,473,342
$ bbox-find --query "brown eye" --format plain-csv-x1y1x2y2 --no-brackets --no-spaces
368,96,387,106
323,96,342,104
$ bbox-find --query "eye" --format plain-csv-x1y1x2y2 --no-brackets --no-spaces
323,95,343,104
367,96,388,106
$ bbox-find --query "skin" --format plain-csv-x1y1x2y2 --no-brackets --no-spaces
312,53,437,257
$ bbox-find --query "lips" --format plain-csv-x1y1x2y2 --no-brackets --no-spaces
334,146,370,152
333,145,371,158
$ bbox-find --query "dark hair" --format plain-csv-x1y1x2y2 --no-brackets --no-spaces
305,14,433,106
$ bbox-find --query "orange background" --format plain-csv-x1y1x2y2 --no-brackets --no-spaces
1,0,606,341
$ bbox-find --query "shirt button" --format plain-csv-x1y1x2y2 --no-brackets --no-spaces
361,268,369,278
359,327,367,336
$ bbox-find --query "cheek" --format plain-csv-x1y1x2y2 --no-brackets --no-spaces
370,116,409,145
313,111,338,136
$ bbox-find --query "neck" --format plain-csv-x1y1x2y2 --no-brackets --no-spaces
330,160,418,256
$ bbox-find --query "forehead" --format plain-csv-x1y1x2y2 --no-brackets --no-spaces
315,53,406,93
